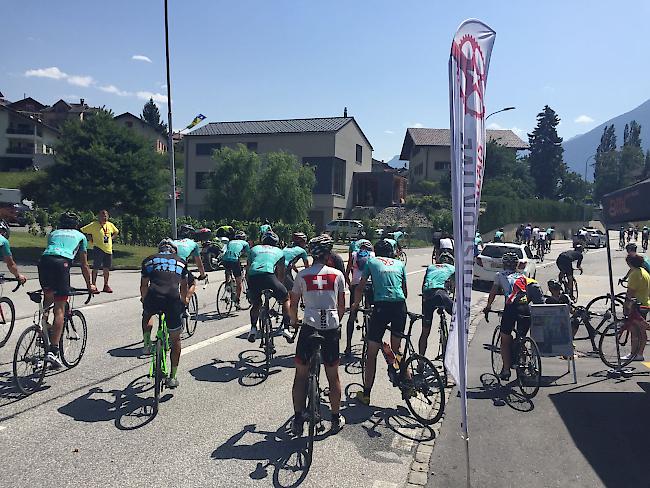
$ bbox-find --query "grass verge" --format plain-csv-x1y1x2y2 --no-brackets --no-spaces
0,171,41,189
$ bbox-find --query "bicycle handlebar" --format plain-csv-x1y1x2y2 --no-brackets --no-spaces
0,274,24,292
28,288,94,305
483,309,503,323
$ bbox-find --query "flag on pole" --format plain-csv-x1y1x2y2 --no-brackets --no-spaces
185,114,206,130
445,19,496,441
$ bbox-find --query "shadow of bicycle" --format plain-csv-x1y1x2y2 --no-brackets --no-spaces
467,373,534,412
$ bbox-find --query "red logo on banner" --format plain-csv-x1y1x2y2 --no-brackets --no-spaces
304,274,337,291
452,34,487,119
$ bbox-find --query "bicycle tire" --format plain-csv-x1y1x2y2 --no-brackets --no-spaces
263,311,273,374
154,339,163,413
60,310,87,368
0,297,16,347
185,294,199,337
439,317,449,387
239,277,252,311
216,281,233,318
572,279,579,301
361,313,368,379
402,354,445,425
306,349,321,466
598,321,639,368
515,338,542,398
399,250,408,265
584,294,625,335
490,325,503,377
13,325,46,395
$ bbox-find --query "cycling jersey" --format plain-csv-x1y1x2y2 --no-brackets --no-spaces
351,250,375,285
141,252,189,298
293,263,345,330
42,229,88,260
172,238,201,261
222,239,250,263
0,235,12,258
362,256,406,302
558,250,583,268
538,232,547,241
423,263,454,291
282,245,308,267
247,245,283,276
474,234,483,246
349,239,370,254
384,238,398,252
439,238,453,251
494,270,524,299
392,231,405,243
494,231,504,241
546,228,554,236
532,227,540,238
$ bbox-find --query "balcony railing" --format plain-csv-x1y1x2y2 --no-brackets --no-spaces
7,127,34,135
6,147,34,155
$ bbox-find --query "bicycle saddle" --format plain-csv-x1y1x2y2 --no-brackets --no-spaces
407,311,423,322
28,291,42,303
309,332,326,345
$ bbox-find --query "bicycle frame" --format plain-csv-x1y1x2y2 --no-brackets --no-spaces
149,314,170,378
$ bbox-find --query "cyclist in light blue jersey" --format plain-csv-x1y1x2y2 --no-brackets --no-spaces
259,219,272,242
419,253,455,358
222,231,251,307
173,225,207,281
383,237,399,256
0,220,27,286
282,232,309,291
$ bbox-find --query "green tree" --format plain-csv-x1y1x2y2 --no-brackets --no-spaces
21,110,167,215
593,150,621,202
644,150,650,178
528,105,564,199
594,124,617,182
482,140,535,198
141,97,168,136
558,167,590,202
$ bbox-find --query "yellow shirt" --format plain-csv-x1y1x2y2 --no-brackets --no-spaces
81,220,119,254
628,267,650,307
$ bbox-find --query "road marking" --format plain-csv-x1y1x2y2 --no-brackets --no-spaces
181,325,250,357
641,361,650,370
0,425,5,431
372,481,399,488
407,269,425,276
80,304,105,311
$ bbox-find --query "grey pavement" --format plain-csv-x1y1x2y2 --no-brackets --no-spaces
428,234,646,488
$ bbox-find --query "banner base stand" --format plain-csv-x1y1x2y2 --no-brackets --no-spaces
606,367,634,378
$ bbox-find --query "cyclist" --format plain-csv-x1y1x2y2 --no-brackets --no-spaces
0,220,27,286
634,225,639,242
622,253,650,360
474,231,483,258
431,228,443,259
38,212,96,369
282,232,310,292
494,228,504,243
545,226,555,251
289,234,346,435
523,223,532,246
531,225,540,248
419,253,455,358
215,224,234,240
483,252,531,380
383,236,399,257
259,219,272,241
173,225,207,281
628,226,634,243
247,231,290,342
344,241,374,357
390,227,407,255
515,224,524,244
643,226,649,251
348,236,371,259
141,239,193,388
221,231,251,308
325,238,347,282
537,230,547,256
352,239,407,406
556,245,584,297
620,226,627,250
439,233,454,260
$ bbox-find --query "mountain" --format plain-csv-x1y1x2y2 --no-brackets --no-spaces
563,98,650,181
386,154,407,169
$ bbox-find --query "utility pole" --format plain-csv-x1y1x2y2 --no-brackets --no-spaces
164,0,177,238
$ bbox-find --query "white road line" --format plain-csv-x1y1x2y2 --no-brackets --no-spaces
181,325,249,356
0,425,6,431
372,481,399,488
80,304,105,311
407,269,426,276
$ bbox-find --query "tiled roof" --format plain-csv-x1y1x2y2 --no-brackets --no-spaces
400,128,528,160
187,117,354,136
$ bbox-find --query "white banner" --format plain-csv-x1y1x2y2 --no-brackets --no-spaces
445,20,496,437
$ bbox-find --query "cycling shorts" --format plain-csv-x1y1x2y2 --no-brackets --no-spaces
223,260,243,278
556,257,574,275
422,289,453,327
500,302,531,336
295,325,340,367
367,301,407,343
248,272,288,304
38,255,72,301
142,293,184,332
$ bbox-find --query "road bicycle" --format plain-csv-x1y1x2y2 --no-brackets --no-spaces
0,275,23,347
13,288,91,395
149,312,170,414
619,236,626,251
434,306,450,387
643,238,649,252
597,300,647,369
304,328,326,467
216,268,251,317
397,246,407,265
258,289,294,374
536,239,546,262
355,306,371,378
559,268,581,301
486,309,542,398
382,311,445,426
184,273,210,337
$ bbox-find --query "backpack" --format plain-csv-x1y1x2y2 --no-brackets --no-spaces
506,275,544,305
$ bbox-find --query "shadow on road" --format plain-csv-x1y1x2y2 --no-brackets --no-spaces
107,341,145,358
467,373,534,412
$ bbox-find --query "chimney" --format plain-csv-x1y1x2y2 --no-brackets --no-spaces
80,98,85,106
343,107,348,117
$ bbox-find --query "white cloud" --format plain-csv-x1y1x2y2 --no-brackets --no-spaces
132,55,152,63
136,91,168,104
100,84,130,96
67,75,94,87
411,122,424,128
487,122,502,130
25,66,68,80
574,115,594,124
384,130,394,134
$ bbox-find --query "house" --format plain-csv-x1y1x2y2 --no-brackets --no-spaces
352,158,408,207
400,128,528,186
37,98,99,128
114,112,167,153
183,116,373,229
0,104,59,170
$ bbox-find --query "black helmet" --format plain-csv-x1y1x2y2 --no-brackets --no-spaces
501,252,519,270
547,279,562,291
0,219,10,238
234,230,247,240
439,252,454,265
158,238,178,253
626,243,637,253
308,234,333,259
178,224,195,239
59,211,81,230
374,239,395,258
261,231,279,247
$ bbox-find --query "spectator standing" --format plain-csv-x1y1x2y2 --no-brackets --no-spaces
81,210,119,293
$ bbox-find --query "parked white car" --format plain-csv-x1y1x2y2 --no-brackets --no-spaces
473,242,536,287
325,219,364,239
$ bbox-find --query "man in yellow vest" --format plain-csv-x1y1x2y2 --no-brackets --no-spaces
81,209,119,293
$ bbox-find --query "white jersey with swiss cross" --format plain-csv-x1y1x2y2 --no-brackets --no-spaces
293,263,345,330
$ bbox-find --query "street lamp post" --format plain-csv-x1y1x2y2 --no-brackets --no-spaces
486,106,515,120
583,154,596,223
164,0,177,239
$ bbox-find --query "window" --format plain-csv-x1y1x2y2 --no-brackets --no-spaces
246,142,258,152
195,172,213,190
337,212,343,218
356,144,363,163
481,245,523,259
434,161,451,171
332,159,346,196
196,143,221,156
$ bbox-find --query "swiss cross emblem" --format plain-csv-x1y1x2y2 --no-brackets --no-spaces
304,274,337,291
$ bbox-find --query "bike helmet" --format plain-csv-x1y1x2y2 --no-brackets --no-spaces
292,232,307,246
178,224,195,239
261,231,280,247
501,252,519,270
59,211,81,230
0,219,10,238
626,243,637,252
359,240,373,251
547,279,562,291
308,234,333,259
439,252,454,265
234,230,247,240
158,238,178,253
374,239,395,258
574,243,584,253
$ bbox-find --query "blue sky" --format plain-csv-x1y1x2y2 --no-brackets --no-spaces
2,0,649,162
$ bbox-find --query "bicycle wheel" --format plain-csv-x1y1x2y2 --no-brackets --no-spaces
262,311,273,374
0,297,16,347
153,339,163,413
399,250,408,265
598,321,639,368
515,338,542,398
438,317,449,386
13,325,47,395
490,325,503,377
239,278,252,311
216,281,233,318
403,354,445,425
185,294,199,337
586,295,625,325
572,279,579,301
60,310,87,368
306,355,321,466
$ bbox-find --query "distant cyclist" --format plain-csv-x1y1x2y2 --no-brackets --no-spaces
419,253,455,358
537,230,547,256
515,224,524,244
545,226,555,251
494,228,504,243
348,236,371,261
0,220,27,286
474,232,483,257
438,233,454,260
383,236,399,257
556,245,584,296
215,224,235,240
259,219,272,242
523,224,532,246
173,225,207,281
221,231,251,308
282,232,310,291
620,227,627,249
344,241,374,357
390,227,407,254
642,226,649,251
531,225,540,248
431,228,443,259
